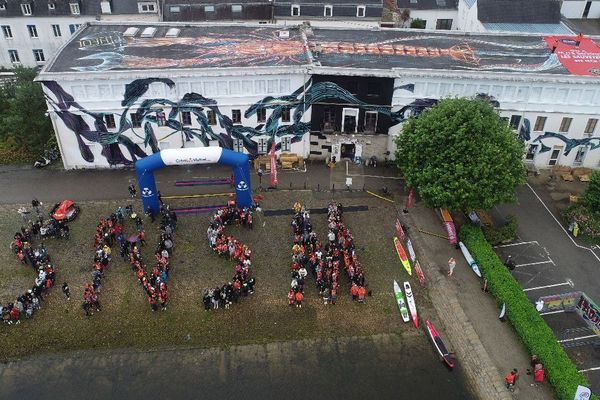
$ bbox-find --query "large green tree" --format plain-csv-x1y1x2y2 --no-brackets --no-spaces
0,67,53,161
395,97,525,212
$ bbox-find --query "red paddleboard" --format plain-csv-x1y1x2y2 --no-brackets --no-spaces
426,319,454,369
414,260,425,287
393,236,411,276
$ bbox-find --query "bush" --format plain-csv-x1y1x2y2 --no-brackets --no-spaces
459,225,596,400
410,18,426,29
482,214,518,245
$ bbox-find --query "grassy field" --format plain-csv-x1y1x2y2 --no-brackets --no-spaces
0,190,432,361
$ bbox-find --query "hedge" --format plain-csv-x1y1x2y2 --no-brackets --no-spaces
459,225,596,400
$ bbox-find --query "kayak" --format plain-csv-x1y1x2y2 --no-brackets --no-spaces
499,303,506,320
406,238,417,262
393,280,410,322
425,319,455,369
403,281,418,328
458,241,482,278
414,260,425,287
394,237,412,276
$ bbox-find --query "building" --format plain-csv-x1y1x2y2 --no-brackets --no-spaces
393,0,458,30
0,0,159,69
162,0,273,22
37,22,600,171
273,0,383,26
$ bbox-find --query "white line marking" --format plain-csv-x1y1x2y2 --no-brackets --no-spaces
579,367,600,373
516,260,554,268
539,310,565,316
494,241,539,248
523,282,572,292
526,183,600,264
558,334,598,343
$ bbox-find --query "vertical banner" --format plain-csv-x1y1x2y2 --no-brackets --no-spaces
405,188,415,210
269,142,278,187
395,219,405,241
576,293,600,336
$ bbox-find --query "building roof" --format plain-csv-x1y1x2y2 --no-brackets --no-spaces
395,0,458,10
40,22,600,77
477,0,561,24
0,0,144,16
482,23,573,35
164,0,272,4
274,0,382,4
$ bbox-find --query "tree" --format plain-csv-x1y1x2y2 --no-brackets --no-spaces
0,67,52,161
410,18,426,29
583,170,600,214
395,97,525,212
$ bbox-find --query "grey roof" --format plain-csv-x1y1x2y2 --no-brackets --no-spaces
482,22,573,34
395,0,458,10
0,0,145,17
165,0,272,4
477,0,561,24
41,22,600,76
274,0,382,4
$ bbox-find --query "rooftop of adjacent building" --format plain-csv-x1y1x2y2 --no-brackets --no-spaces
39,21,600,77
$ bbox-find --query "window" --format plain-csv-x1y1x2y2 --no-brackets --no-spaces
231,4,242,12
281,108,290,123
181,111,192,126
8,50,19,63
281,136,292,152
205,5,215,12
257,109,266,123
1,25,12,39
324,5,332,17
156,112,166,126
0,4,5,11
48,3,55,10
584,118,598,134
533,116,546,131
207,110,216,125
138,2,156,13
365,111,378,132
32,49,45,62
233,138,244,153
574,146,587,165
526,144,538,160
69,24,81,34
435,0,446,6
257,137,268,154
70,3,80,15
52,24,61,37
131,112,142,128
27,25,38,38
509,115,521,130
104,114,116,129
232,109,241,124
169,6,180,12
559,117,572,133
291,4,300,16
21,3,32,15
357,5,366,17
436,19,453,30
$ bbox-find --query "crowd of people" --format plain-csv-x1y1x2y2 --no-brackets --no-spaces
203,201,255,310
3,202,61,324
287,202,368,306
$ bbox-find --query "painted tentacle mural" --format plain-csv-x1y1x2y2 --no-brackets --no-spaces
42,77,436,165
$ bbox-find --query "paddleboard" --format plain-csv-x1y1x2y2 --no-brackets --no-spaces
440,208,453,223
403,281,418,328
458,241,482,278
425,319,455,369
394,237,412,276
499,303,506,320
406,238,417,262
414,260,425,287
393,280,410,322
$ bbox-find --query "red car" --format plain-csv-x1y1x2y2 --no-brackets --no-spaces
51,200,80,222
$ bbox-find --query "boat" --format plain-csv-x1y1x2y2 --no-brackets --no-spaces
406,238,417,262
425,319,455,369
394,237,412,276
458,241,482,278
403,281,418,328
414,260,425,287
393,280,410,322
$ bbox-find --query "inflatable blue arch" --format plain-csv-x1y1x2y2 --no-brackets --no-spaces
135,147,252,213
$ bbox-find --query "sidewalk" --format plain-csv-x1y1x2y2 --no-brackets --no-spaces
403,200,554,399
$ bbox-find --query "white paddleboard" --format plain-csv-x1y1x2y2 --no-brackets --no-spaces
459,241,482,278
403,281,419,328
406,239,417,263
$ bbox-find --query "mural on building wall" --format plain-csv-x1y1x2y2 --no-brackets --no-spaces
42,77,436,165
532,131,600,155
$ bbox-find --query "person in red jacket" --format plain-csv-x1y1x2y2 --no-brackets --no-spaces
287,289,295,306
350,283,359,301
534,364,544,383
295,291,304,308
357,285,367,303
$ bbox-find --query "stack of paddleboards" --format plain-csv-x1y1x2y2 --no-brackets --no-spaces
393,280,418,328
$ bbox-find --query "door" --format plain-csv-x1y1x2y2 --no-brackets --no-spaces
574,146,588,166
340,143,355,159
548,146,563,166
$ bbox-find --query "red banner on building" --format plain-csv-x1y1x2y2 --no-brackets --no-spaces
269,142,278,186
544,35,600,76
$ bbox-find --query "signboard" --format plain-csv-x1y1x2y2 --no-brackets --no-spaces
576,293,600,335
544,35,600,76
574,385,591,400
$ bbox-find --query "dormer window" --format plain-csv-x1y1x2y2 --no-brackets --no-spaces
324,5,332,17
21,3,32,15
70,2,80,15
48,3,55,10
291,4,300,16
0,4,6,11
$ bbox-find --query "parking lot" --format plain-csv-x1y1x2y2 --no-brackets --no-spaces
494,183,600,392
